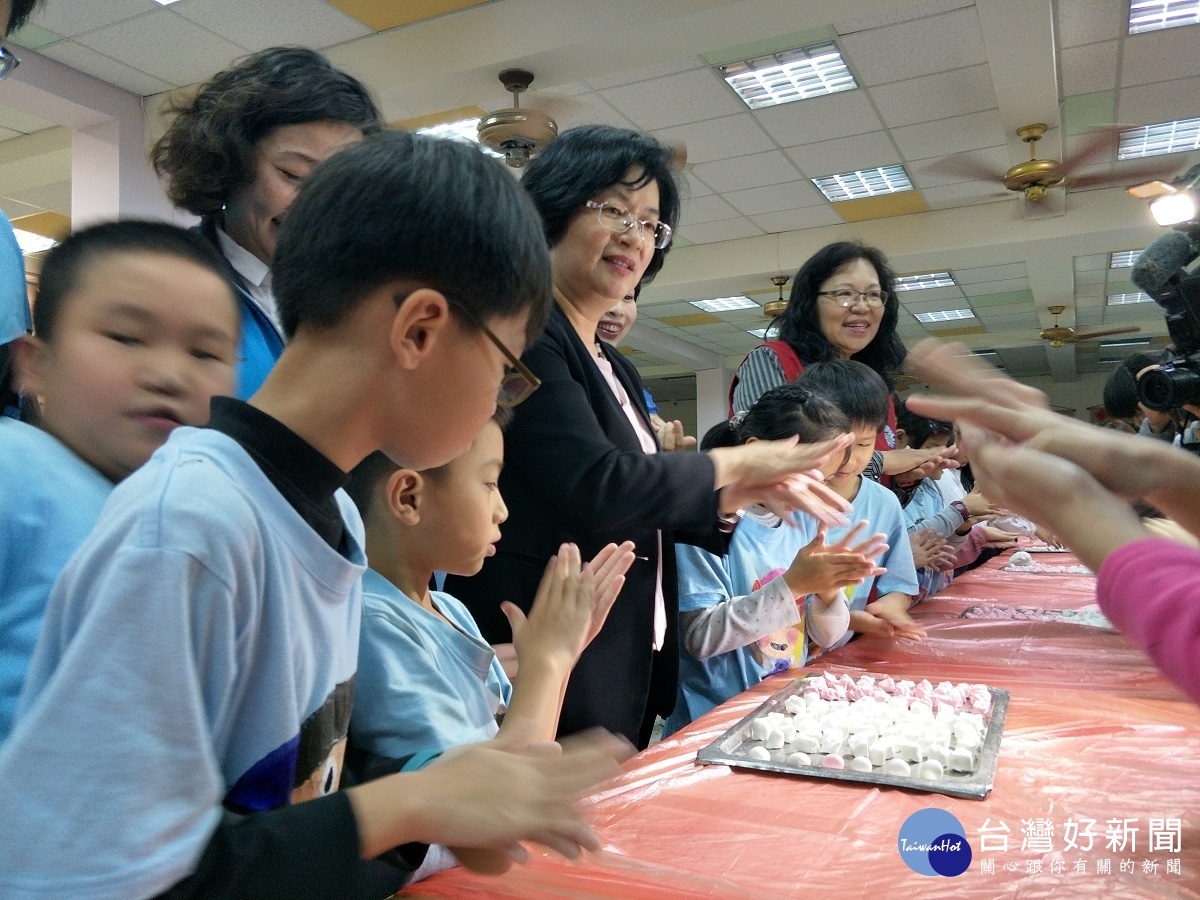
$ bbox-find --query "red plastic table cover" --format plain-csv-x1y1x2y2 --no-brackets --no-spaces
406,552,1200,898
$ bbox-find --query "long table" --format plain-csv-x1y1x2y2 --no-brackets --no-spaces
409,551,1200,898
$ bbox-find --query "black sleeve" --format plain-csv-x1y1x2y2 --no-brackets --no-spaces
157,792,426,900
506,326,720,533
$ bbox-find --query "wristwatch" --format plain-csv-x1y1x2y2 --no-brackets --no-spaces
951,500,969,520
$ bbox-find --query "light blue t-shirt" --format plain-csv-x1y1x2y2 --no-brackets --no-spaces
352,570,512,761
903,477,957,601
666,512,822,734
0,419,112,742
0,427,365,899
826,476,918,650
0,211,28,346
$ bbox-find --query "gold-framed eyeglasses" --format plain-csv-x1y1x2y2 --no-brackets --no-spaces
819,289,890,309
584,200,673,249
446,299,540,408
0,47,21,81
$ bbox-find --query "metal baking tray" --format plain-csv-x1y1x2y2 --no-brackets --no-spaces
697,676,1008,800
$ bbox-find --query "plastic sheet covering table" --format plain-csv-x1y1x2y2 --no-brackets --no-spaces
406,551,1200,898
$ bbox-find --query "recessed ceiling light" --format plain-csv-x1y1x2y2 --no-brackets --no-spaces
914,308,975,323
1099,338,1151,349
812,165,913,202
152,0,184,5
415,117,503,158
1109,250,1143,268
1128,0,1200,33
1118,117,1200,160
1107,291,1155,305
719,41,857,110
972,349,998,357
691,295,759,313
13,228,57,254
747,326,779,339
894,272,956,291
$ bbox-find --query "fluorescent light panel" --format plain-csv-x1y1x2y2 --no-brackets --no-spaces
747,326,779,339
1128,0,1200,33
1109,250,1142,268
152,0,183,5
1118,117,1200,160
1107,291,1155,305
894,271,956,291
691,295,759,313
914,308,975,323
812,165,913,202
13,228,57,254
416,117,503,158
720,41,857,109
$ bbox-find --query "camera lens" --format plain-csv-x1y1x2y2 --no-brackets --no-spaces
1138,363,1200,411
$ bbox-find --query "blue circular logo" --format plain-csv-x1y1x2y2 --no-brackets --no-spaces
898,808,972,877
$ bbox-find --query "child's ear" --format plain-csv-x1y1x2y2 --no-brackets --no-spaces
382,468,424,526
10,334,47,398
389,287,451,369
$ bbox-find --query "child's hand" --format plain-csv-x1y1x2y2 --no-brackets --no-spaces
866,593,926,639
783,522,886,598
908,528,941,569
849,608,895,637
655,418,698,452
376,730,632,867
964,488,998,517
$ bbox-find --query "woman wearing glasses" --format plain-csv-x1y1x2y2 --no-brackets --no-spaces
446,125,852,748
152,47,380,399
731,241,944,483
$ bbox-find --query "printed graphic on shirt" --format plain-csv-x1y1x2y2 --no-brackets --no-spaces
749,567,805,673
225,677,354,812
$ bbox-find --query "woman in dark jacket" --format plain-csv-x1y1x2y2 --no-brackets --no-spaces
446,126,850,747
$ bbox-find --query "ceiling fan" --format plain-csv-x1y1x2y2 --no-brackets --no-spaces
923,123,1183,204
763,275,789,318
1039,305,1140,348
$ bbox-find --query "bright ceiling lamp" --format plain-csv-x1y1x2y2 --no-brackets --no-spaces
691,295,759,312
1118,117,1200,160
894,272,956,291
13,228,57,254
914,308,975,324
812,165,913,202
719,41,857,110
1128,0,1200,34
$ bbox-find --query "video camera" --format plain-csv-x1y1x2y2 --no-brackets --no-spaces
1129,222,1200,411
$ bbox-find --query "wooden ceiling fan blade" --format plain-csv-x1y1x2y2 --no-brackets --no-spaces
1066,325,1142,343
1059,128,1120,175
919,151,1002,182
1068,159,1189,191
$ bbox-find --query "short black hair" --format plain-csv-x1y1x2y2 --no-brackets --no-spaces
895,399,951,449
702,382,848,450
272,130,552,343
7,0,42,36
1104,350,1168,418
151,47,381,217
774,241,906,382
520,124,680,284
32,220,235,343
345,409,512,517
798,359,890,431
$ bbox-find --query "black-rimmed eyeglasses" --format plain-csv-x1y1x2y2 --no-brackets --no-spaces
818,289,890,309
0,47,20,81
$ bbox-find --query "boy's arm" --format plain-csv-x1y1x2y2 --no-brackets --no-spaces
681,577,805,659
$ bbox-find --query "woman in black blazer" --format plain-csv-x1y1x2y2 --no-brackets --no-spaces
447,126,851,747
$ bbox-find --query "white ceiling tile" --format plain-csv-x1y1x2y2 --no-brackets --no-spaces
0,107,56,135
840,6,985,86
680,172,713,198
1122,29,1200,87
891,109,1006,160
1075,253,1109,271
748,205,844,233
40,40,176,95
1061,41,1118,96
599,68,744,130
955,263,1027,283
895,286,965,305
680,217,765,245
962,278,1031,296
653,114,775,165
585,55,706,91
679,193,740,226
835,0,973,34
690,149,803,193
6,180,71,210
724,179,825,216
871,64,997,128
919,180,1011,210
30,1,156,37
753,90,883,146
170,0,372,53
0,196,42,218
1117,75,1200,126
908,145,1011,189
76,12,250,87
1056,0,1125,48
784,130,899,178
549,94,639,132
1075,270,1107,286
